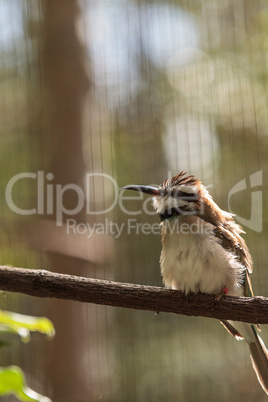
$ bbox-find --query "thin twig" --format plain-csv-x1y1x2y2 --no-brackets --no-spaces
0,265,267,324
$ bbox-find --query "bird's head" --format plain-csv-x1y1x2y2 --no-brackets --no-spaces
121,171,206,221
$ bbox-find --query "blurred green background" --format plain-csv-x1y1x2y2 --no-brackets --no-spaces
1,0,268,401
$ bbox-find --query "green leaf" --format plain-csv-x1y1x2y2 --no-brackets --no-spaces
0,310,55,342
0,366,51,401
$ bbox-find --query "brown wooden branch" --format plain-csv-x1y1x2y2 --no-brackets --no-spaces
0,265,267,324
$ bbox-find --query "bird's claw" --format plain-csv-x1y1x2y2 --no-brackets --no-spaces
215,287,229,302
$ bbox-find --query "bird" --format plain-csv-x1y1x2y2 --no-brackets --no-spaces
121,170,268,395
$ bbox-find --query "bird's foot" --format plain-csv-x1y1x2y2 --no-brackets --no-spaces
215,287,229,302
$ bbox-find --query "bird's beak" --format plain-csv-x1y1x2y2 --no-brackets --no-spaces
120,185,162,196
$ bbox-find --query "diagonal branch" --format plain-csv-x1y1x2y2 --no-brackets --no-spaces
0,265,267,324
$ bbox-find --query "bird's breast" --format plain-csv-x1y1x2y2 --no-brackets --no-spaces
160,216,245,296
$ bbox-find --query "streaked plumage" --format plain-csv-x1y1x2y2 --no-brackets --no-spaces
121,171,268,394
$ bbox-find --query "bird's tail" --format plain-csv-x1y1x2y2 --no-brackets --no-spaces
225,320,268,394
248,328,268,395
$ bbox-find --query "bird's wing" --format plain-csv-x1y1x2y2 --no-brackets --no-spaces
214,222,261,333
214,223,253,297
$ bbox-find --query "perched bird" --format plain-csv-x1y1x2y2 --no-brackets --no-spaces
121,171,268,394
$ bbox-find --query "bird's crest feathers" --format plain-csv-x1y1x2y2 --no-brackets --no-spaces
161,171,200,190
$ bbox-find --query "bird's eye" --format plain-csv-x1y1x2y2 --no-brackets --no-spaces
179,191,197,199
